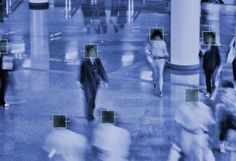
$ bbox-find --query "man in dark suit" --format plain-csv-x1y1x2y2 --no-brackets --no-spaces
200,33,221,97
79,46,108,121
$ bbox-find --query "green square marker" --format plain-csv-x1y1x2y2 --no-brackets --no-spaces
0,39,8,54
102,111,115,124
53,115,67,128
203,31,216,45
149,27,164,42
84,44,98,58
185,89,199,102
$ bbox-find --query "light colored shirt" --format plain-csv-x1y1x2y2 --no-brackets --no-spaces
145,40,169,64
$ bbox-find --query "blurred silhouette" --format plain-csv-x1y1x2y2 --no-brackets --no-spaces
92,112,131,161
92,0,107,34
81,0,93,33
0,0,6,22
214,81,236,154
0,36,24,107
200,34,221,98
78,51,108,121
0,57,9,107
42,128,88,161
110,0,128,33
81,0,107,34
0,38,13,108
145,29,169,97
167,101,215,161
227,36,236,82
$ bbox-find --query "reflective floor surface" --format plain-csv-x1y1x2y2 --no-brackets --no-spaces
0,1,235,161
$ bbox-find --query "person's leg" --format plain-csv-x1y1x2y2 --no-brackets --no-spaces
158,61,165,97
232,58,236,81
212,67,219,91
219,114,234,141
90,88,97,120
152,64,158,90
204,69,212,94
83,87,94,121
231,115,236,130
219,114,236,153
0,71,5,106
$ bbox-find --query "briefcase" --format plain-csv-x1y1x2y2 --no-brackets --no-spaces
2,55,14,70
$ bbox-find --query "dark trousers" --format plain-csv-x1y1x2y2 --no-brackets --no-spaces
0,0,5,22
232,58,236,81
219,114,236,141
83,86,97,121
0,71,7,106
204,69,215,94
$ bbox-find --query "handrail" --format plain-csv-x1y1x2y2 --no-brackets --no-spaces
5,0,22,15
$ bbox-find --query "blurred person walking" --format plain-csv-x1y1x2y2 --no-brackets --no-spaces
43,128,88,161
0,59,8,107
0,39,13,108
167,101,215,161
92,111,131,161
227,36,236,83
0,0,6,22
213,81,236,156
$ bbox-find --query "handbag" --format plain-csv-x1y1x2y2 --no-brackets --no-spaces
2,55,14,70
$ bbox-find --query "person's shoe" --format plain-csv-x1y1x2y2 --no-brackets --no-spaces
205,93,211,98
153,84,158,96
153,84,157,90
4,103,10,107
158,91,163,97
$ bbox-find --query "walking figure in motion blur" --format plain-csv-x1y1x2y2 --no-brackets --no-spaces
167,100,216,161
213,81,236,159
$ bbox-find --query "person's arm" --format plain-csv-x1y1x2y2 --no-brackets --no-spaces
97,58,109,83
229,36,235,48
145,43,153,63
199,49,204,57
79,61,85,85
163,42,169,58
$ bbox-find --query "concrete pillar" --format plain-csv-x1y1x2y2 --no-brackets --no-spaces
170,0,201,70
29,0,49,9
29,9,49,91
30,10,49,70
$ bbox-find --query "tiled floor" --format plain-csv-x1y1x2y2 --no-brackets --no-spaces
0,1,235,161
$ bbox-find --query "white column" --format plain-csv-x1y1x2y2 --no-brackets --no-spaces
29,10,50,91
29,0,49,10
170,0,201,69
30,10,49,70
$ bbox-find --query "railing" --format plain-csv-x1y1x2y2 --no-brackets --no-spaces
64,0,80,19
65,0,71,18
5,0,22,15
